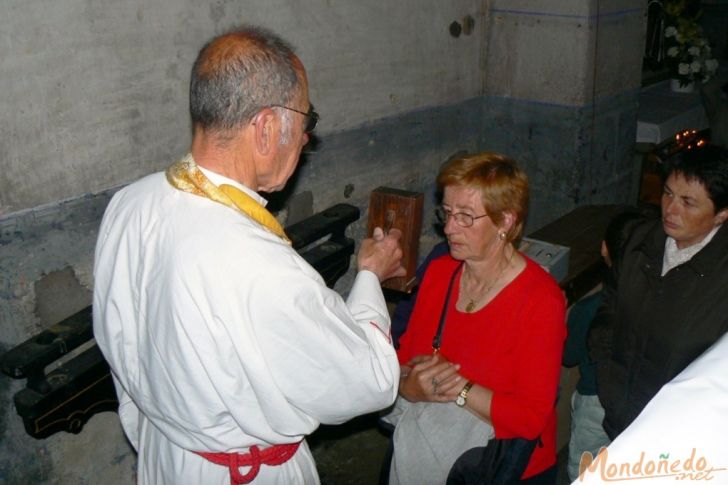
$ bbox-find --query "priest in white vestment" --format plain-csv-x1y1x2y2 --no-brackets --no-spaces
93,27,405,485
574,332,728,484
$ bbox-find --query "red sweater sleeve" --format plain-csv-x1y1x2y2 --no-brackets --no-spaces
490,288,566,439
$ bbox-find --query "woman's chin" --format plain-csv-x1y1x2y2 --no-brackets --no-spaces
447,246,466,260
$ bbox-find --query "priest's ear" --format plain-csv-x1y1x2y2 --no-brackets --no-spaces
252,108,280,156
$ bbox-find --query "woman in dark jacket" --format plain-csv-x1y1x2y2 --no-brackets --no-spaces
590,143,728,439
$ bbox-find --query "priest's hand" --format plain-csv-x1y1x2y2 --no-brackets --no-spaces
357,227,406,282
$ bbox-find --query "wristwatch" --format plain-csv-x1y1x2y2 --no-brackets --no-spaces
456,381,474,407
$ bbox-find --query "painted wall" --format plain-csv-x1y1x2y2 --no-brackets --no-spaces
484,1,645,220
1,1,645,482
0,0,485,214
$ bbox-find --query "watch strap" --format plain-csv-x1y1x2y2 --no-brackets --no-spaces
457,381,474,406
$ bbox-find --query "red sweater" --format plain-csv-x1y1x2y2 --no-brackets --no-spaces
398,255,566,478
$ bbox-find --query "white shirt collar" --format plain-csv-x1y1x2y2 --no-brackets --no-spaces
662,225,721,276
197,166,268,208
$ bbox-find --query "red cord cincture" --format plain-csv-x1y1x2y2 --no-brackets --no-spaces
194,441,301,484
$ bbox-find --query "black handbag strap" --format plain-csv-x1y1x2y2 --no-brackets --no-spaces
432,261,465,352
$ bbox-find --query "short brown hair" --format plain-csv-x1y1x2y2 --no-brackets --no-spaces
437,152,529,241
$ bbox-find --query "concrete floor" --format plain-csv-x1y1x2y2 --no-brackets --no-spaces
309,412,572,485
310,414,389,485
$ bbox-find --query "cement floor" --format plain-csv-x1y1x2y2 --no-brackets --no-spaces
309,413,572,485
310,414,389,485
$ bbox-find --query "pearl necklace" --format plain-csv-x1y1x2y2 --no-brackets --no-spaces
461,254,511,313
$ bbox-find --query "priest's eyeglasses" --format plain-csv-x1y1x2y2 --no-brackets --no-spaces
270,103,319,133
435,206,489,228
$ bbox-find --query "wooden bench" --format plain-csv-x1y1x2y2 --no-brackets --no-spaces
529,204,629,305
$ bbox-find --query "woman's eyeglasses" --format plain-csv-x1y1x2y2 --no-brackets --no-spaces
435,206,488,228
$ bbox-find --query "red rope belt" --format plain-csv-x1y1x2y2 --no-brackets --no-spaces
194,441,301,484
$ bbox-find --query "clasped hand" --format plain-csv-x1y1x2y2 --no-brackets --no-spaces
357,227,406,282
399,353,463,403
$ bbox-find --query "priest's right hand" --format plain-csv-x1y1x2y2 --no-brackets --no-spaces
357,227,406,282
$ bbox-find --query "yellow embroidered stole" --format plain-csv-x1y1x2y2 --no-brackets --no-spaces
165,153,289,243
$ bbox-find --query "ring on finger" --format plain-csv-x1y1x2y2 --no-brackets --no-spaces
431,377,439,387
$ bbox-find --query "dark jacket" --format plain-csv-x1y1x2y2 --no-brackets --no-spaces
590,219,728,439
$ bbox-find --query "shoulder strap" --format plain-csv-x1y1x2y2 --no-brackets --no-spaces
432,261,464,352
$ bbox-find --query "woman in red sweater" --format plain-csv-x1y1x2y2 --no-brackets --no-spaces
385,152,565,484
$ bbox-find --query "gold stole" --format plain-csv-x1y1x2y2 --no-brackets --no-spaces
165,153,290,243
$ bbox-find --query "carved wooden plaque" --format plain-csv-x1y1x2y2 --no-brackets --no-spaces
367,187,424,292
